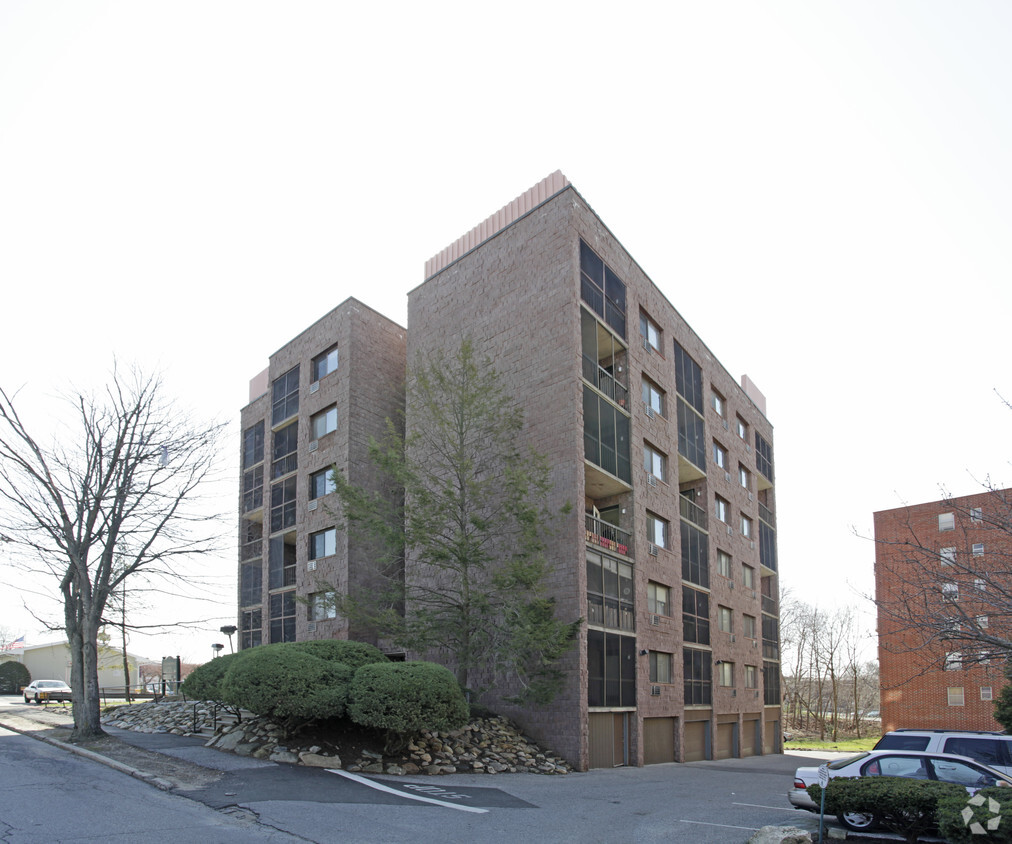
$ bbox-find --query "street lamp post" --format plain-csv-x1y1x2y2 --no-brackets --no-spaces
219,625,237,653
211,643,224,658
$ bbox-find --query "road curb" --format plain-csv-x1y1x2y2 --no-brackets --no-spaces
0,716,174,790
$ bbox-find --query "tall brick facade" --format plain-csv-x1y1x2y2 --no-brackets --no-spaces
238,172,782,770
875,489,1012,733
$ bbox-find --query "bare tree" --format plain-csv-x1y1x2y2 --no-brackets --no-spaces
0,368,225,740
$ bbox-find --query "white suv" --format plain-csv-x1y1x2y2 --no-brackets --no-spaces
874,729,1012,777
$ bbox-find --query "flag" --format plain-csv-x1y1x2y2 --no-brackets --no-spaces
2,635,25,651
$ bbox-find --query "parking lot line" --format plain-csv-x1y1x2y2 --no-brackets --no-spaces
326,770,490,814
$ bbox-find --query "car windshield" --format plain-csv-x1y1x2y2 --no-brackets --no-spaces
39,682,65,688
828,752,869,770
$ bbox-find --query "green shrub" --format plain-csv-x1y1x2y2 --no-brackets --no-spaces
348,661,469,750
287,640,389,670
0,661,30,694
809,776,966,844
938,786,1012,843
180,653,239,703
219,644,354,735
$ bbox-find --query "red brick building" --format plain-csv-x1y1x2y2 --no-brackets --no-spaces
874,489,1012,732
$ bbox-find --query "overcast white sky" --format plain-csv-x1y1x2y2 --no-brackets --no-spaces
1,1,1010,665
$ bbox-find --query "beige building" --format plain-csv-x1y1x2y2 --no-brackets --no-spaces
1,640,145,690
237,172,781,770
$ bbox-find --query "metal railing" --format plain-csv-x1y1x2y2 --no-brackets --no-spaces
679,496,707,530
585,513,632,556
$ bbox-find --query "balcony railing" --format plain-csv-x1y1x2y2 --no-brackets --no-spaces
762,594,777,615
679,496,708,530
759,502,774,526
585,513,632,557
582,356,629,407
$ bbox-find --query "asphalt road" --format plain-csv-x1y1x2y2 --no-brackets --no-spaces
0,696,848,843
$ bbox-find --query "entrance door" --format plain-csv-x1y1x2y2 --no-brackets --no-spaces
589,713,629,768
643,717,675,765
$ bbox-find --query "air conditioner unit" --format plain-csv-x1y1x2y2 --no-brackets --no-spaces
750,590,757,599
750,540,756,550
748,492,754,501
729,581,734,589
731,635,736,642
650,685,661,696
650,614,661,626
725,471,731,482
644,404,655,419
722,419,729,431
648,544,659,556
310,381,320,394
752,640,758,648
746,444,752,453
642,339,652,353
646,473,658,487
308,500,318,511
726,526,733,536
307,560,317,571
309,440,319,453
307,622,317,632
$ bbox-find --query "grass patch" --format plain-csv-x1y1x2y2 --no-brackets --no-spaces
785,736,878,752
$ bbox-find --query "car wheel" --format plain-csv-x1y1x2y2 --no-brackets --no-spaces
838,811,876,831
24,695,30,704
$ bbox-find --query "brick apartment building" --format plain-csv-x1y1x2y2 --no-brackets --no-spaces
875,489,1012,733
238,172,782,770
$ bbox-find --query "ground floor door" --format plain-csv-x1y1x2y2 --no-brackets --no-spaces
764,718,780,754
589,712,630,768
683,720,708,762
714,720,736,759
643,717,676,765
742,719,759,757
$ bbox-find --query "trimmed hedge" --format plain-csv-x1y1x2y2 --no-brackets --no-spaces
180,652,240,703
286,640,388,670
219,644,354,734
809,776,966,844
938,786,1012,843
348,661,469,747
0,661,30,694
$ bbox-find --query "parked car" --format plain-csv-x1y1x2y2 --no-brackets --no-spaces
790,748,1012,831
875,729,1012,777
23,680,72,704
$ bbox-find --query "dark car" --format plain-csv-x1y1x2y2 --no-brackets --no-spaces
23,680,72,704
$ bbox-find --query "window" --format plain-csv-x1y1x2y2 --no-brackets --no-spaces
971,507,983,524
240,519,262,562
647,581,670,616
311,406,337,440
717,661,734,687
717,549,731,579
240,561,262,607
944,652,962,670
743,614,757,640
269,590,296,643
643,442,667,481
586,551,635,632
583,386,631,482
681,522,709,587
309,527,337,560
240,608,262,650
739,464,751,490
587,630,636,707
755,432,774,483
581,308,629,404
940,547,956,566
271,365,300,425
740,514,753,538
745,664,758,689
736,416,748,440
975,578,987,592
682,587,710,645
763,661,781,705
309,590,337,621
642,377,666,417
646,511,669,549
942,582,959,601
742,564,754,589
972,543,985,557
268,537,296,589
269,476,297,532
312,346,339,382
718,605,733,634
639,312,661,353
272,422,298,479
649,651,672,684
715,496,729,523
939,512,955,531
982,686,994,701
977,615,989,629
242,465,263,512
310,468,336,500
580,240,626,338
243,421,264,468
947,687,965,706
684,648,712,705
712,441,727,469
711,390,725,417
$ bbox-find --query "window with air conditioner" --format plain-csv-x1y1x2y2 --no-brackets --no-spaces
718,605,733,634
940,547,956,566
717,661,734,687
717,549,731,579
639,311,662,354
642,377,665,417
939,512,955,531
311,406,337,440
649,651,672,684
643,442,667,482
309,527,337,560
715,496,729,524
312,346,339,382
646,511,669,549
